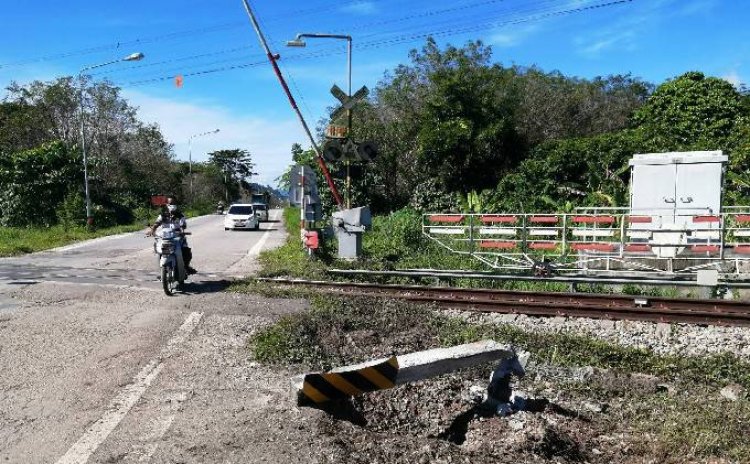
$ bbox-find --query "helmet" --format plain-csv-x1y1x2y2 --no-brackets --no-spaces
167,204,177,215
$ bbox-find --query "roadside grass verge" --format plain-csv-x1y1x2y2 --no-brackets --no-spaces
0,223,144,257
248,291,750,461
0,207,218,258
251,207,330,279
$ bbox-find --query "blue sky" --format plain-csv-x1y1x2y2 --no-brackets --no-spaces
1,0,748,186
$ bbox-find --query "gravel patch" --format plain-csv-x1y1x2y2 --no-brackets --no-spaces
441,309,750,358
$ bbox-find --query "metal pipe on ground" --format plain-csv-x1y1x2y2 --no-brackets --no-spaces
327,268,750,288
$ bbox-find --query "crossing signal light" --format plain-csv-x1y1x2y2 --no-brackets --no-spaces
322,138,378,163
357,140,378,162
322,139,344,163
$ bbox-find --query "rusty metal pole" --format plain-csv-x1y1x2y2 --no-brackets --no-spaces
240,0,344,209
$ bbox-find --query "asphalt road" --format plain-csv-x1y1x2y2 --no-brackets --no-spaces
0,209,315,463
0,212,286,290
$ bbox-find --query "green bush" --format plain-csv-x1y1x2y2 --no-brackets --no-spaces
364,208,424,262
56,190,86,231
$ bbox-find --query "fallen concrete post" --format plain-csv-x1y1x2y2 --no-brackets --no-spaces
291,339,518,405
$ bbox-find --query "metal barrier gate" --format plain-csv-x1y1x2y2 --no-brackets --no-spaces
423,209,750,277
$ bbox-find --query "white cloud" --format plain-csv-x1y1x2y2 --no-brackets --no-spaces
577,29,637,56
489,25,540,48
722,71,743,88
341,1,377,15
679,0,718,16
124,90,307,188
573,0,718,58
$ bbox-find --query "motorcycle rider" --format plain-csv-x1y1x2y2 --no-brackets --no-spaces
217,200,225,214
147,203,197,275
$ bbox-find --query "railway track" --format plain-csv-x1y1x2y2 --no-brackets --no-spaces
256,278,750,327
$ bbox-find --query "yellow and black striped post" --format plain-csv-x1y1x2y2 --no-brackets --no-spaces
301,356,399,404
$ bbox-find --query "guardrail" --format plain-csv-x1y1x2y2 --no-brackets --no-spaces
422,211,750,274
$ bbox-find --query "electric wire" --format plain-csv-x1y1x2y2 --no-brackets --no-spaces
0,0,420,69
104,0,598,83
89,0,518,78
114,0,631,87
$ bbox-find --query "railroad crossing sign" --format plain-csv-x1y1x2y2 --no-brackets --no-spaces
330,84,369,122
325,125,348,139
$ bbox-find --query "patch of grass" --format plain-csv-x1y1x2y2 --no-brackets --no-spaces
643,395,750,461
251,294,443,370
229,280,322,300
0,223,144,257
253,207,330,279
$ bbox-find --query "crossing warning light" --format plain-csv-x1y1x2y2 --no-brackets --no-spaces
322,139,344,163
357,140,378,162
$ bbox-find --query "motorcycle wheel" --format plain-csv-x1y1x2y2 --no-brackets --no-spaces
162,265,176,296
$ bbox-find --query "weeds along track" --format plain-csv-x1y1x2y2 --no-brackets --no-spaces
256,278,750,327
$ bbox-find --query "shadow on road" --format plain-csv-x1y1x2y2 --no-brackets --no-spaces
225,228,279,232
181,279,233,294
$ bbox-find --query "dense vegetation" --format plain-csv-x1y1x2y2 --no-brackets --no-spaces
286,38,750,215
0,77,258,229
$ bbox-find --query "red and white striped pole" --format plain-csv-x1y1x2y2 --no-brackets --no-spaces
240,0,344,209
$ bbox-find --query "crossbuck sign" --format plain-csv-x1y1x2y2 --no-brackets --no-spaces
330,84,369,122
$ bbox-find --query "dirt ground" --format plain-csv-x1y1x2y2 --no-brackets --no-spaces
242,294,747,464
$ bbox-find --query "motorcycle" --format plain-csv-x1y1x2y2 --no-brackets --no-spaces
151,225,191,295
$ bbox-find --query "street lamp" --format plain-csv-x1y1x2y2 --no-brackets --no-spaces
78,52,144,226
286,33,352,97
286,33,353,207
188,129,220,201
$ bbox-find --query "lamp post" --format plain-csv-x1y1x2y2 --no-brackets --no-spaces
188,128,220,201
287,33,354,208
78,52,144,227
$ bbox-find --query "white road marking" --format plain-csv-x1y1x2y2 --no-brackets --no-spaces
50,231,142,253
246,211,280,257
55,311,204,464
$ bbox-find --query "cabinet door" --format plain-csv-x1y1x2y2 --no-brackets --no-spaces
675,163,722,226
631,164,677,224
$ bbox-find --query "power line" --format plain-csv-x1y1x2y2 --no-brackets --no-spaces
0,0,416,69
116,0,631,88
103,0,593,83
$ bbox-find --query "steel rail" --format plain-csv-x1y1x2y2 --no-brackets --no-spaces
327,268,750,288
255,278,750,327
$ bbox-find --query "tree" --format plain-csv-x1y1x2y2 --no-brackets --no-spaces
3,78,178,213
516,69,651,145
208,149,256,202
633,71,744,149
341,38,651,213
0,141,80,227
491,129,654,212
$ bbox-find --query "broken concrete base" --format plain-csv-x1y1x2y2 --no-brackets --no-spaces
291,340,520,405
